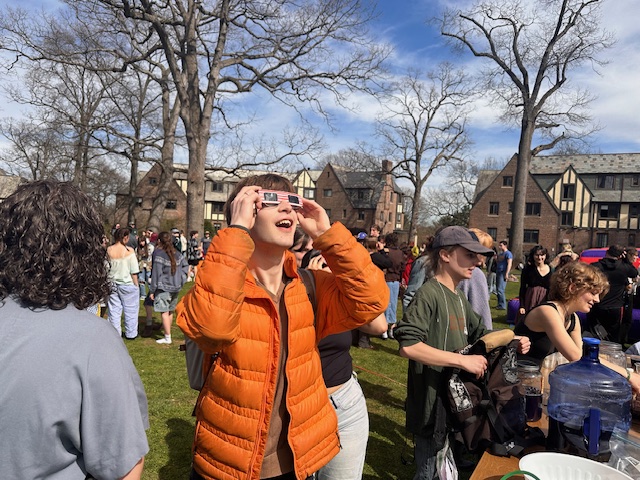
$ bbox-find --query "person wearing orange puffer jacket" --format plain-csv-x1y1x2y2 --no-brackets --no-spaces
176,174,388,480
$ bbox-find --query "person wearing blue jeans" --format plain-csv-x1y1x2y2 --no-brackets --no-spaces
382,232,406,338
495,240,513,310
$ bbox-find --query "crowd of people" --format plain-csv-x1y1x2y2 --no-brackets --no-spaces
2,177,640,480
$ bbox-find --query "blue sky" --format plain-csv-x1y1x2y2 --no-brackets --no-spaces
2,0,639,178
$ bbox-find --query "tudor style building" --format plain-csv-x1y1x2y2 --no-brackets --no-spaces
315,160,405,236
115,160,405,236
469,153,640,257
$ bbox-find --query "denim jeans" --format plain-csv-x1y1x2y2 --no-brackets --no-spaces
496,273,507,309
317,375,369,480
107,283,140,338
385,281,399,324
139,268,150,297
413,433,439,480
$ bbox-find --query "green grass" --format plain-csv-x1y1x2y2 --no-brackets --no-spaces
125,276,521,479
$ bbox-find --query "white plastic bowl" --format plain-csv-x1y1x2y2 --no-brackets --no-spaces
519,452,633,480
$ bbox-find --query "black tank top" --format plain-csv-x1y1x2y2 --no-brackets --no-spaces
514,301,576,365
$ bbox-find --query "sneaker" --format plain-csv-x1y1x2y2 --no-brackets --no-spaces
381,332,388,340
388,326,395,339
156,337,172,345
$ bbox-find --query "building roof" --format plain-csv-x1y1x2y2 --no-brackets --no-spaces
530,153,640,175
473,169,501,201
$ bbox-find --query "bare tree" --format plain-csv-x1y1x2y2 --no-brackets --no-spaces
68,0,388,233
441,0,613,261
0,115,69,180
318,146,381,172
376,63,473,239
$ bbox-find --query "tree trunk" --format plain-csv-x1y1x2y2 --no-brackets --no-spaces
127,145,139,225
510,117,535,264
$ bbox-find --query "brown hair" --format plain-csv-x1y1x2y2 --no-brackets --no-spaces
156,231,177,275
549,262,609,303
0,180,110,310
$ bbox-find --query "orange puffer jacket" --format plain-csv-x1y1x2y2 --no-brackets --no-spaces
176,222,388,480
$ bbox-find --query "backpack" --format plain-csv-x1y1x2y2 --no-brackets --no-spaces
182,268,317,392
434,330,541,457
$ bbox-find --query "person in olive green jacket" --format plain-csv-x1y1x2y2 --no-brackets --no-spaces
395,226,530,480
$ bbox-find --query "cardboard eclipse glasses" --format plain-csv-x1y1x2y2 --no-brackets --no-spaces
257,190,303,210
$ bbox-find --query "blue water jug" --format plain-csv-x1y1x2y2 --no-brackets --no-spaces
547,338,631,460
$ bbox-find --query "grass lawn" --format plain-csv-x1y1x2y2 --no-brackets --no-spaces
125,276,520,479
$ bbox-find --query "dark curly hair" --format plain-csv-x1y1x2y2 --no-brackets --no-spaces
0,180,111,310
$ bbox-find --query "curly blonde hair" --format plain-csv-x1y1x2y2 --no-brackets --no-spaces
549,262,609,303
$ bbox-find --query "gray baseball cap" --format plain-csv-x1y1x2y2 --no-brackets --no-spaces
433,226,494,256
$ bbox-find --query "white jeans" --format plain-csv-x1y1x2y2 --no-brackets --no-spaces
317,374,369,480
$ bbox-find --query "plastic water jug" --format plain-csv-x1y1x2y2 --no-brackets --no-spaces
547,338,632,460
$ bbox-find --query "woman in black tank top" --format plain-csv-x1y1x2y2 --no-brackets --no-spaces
514,262,607,365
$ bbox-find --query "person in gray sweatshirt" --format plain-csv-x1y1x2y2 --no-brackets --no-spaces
149,231,189,345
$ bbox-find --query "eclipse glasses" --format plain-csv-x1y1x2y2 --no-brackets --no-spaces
257,190,303,210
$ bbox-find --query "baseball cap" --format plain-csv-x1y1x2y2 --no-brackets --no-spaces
356,232,367,240
433,226,494,256
170,228,180,234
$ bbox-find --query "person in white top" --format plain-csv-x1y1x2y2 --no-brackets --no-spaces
107,228,141,339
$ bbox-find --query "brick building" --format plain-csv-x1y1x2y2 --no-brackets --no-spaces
469,153,640,258
116,160,406,237
315,160,405,236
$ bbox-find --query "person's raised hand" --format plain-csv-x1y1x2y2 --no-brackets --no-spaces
229,186,260,230
296,199,331,240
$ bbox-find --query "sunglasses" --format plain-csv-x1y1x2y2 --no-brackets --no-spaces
257,190,302,210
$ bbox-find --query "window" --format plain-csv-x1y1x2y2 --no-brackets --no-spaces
597,175,615,189
342,209,347,218
303,188,315,199
487,228,497,240
629,234,636,246
323,188,332,197
388,212,392,221
135,197,143,205
523,230,539,243
508,202,513,213
525,203,541,216
326,209,331,217
211,202,224,212
166,200,177,209
396,212,402,222
210,182,223,192
213,223,221,232
489,202,499,215
632,175,640,187
562,184,575,200
502,176,513,187
357,190,365,200
148,177,158,185
359,210,365,221
631,204,640,217
599,204,620,219
561,211,574,226
596,233,608,248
